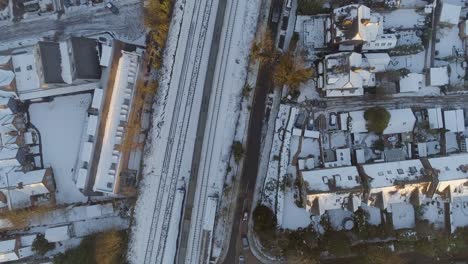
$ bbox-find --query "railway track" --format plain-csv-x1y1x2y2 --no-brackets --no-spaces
142,0,216,263
184,0,241,262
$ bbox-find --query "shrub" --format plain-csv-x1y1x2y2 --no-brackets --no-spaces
54,231,128,264
273,53,314,90
297,0,330,15
232,141,244,163
364,107,391,134
253,204,277,233
32,234,55,256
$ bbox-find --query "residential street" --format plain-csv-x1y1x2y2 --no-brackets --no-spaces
303,93,468,112
0,0,145,44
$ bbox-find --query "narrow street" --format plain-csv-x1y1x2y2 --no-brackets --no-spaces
223,60,272,264
302,93,468,112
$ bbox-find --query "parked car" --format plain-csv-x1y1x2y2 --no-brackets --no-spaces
106,2,119,14
241,235,249,250
242,211,248,221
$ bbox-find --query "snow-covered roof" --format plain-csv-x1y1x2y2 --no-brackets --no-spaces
298,16,326,49
443,109,465,132
58,42,73,84
76,168,87,189
203,196,218,231
20,235,36,247
362,34,397,50
429,67,449,86
345,108,415,134
324,148,351,168
428,153,468,182
0,70,14,87
0,239,16,253
80,142,93,163
302,166,361,193
308,192,362,216
45,225,70,242
304,129,320,138
439,2,461,25
363,53,390,72
0,148,21,167
427,108,443,129
361,159,426,188
0,238,18,262
100,45,112,67
298,157,315,170
87,115,98,136
322,52,384,97
6,169,48,188
0,56,11,66
332,4,383,43
11,52,40,93
292,127,302,137
399,73,423,93
93,51,140,193
91,88,103,111
355,149,365,164
417,142,428,157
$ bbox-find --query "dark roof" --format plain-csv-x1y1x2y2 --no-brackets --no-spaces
38,42,64,84
70,37,101,79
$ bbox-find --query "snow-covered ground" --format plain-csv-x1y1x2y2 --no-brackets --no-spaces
435,25,464,59
379,9,426,29
29,94,91,204
388,51,425,73
280,189,311,229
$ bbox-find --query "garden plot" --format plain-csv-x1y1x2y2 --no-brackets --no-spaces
379,9,426,29
322,131,348,149
435,25,464,59
298,138,321,167
297,79,319,103
280,188,312,230
434,59,466,89
420,198,445,229
388,51,425,73
29,94,91,204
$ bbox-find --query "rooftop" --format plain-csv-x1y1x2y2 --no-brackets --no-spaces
399,73,423,93
93,51,140,194
429,67,449,86
332,4,383,43
427,108,443,129
439,2,461,25
361,159,427,188
428,153,468,182
345,108,416,134
443,109,465,132
301,166,361,193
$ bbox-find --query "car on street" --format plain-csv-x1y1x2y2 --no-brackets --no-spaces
243,211,248,221
241,235,249,250
105,2,119,14
239,255,245,264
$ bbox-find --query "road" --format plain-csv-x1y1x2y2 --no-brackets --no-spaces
0,0,144,44
302,93,468,112
221,0,280,263
222,0,282,260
